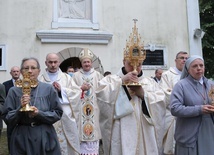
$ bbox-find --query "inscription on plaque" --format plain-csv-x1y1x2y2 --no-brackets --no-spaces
143,50,164,66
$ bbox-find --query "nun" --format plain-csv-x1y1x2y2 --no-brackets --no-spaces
170,55,214,155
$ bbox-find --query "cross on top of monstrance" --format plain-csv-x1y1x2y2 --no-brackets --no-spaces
123,19,146,86
15,71,38,111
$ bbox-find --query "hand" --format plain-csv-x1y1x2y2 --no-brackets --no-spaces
21,94,30,108
122,71,139,84
202,104,214,114
53,82,61,92
81,83,91,91
128,86,144,99
28,106,39,118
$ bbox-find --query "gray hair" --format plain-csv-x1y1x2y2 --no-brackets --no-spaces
176,51,188,59
20,57,41,70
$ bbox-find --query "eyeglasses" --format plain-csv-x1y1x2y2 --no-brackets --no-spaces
177,57,189,60
22,66,38,71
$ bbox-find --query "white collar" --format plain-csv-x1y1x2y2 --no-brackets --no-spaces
199,77,203,85
173,67,182,75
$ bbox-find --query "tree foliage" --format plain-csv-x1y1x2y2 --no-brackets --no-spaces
199,0,214,78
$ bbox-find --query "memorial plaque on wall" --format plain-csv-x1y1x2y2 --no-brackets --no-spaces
143,50,164,66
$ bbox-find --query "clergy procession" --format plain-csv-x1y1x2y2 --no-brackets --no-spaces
0,22,213,155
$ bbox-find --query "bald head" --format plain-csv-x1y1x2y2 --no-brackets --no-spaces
46,53,60,61
155,68,163,80
10,66,20,80
45,53,61,73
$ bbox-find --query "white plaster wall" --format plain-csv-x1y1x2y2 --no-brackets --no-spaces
99,0,189,76
0,0,190,82
0,0,53,81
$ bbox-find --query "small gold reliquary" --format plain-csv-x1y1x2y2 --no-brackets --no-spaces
15,71,38,112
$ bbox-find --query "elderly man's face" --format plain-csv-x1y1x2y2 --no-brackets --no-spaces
123,60,142,74
45,54,60,73
10,67,20,80
155,69,163,80
81,58,92,72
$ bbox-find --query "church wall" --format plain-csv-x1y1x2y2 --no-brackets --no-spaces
98,0,189,76
0,0,190,82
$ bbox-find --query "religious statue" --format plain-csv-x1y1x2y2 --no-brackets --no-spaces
59,0,86,19
15,71,38,111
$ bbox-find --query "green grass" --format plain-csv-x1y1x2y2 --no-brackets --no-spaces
0,129,104,155
0,130,9,155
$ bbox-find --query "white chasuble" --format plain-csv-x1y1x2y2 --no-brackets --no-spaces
96,70,166,155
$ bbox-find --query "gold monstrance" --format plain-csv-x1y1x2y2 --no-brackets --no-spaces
209,84,214,105
15,71,38,112
123,19,146,86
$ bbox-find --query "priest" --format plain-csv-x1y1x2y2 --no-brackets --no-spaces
96,21,166,155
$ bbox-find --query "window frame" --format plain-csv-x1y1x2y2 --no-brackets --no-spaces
0,44,6,70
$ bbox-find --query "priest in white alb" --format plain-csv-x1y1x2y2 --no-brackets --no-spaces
96,21,166,155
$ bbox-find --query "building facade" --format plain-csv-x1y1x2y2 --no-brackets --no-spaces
0,0,202,81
